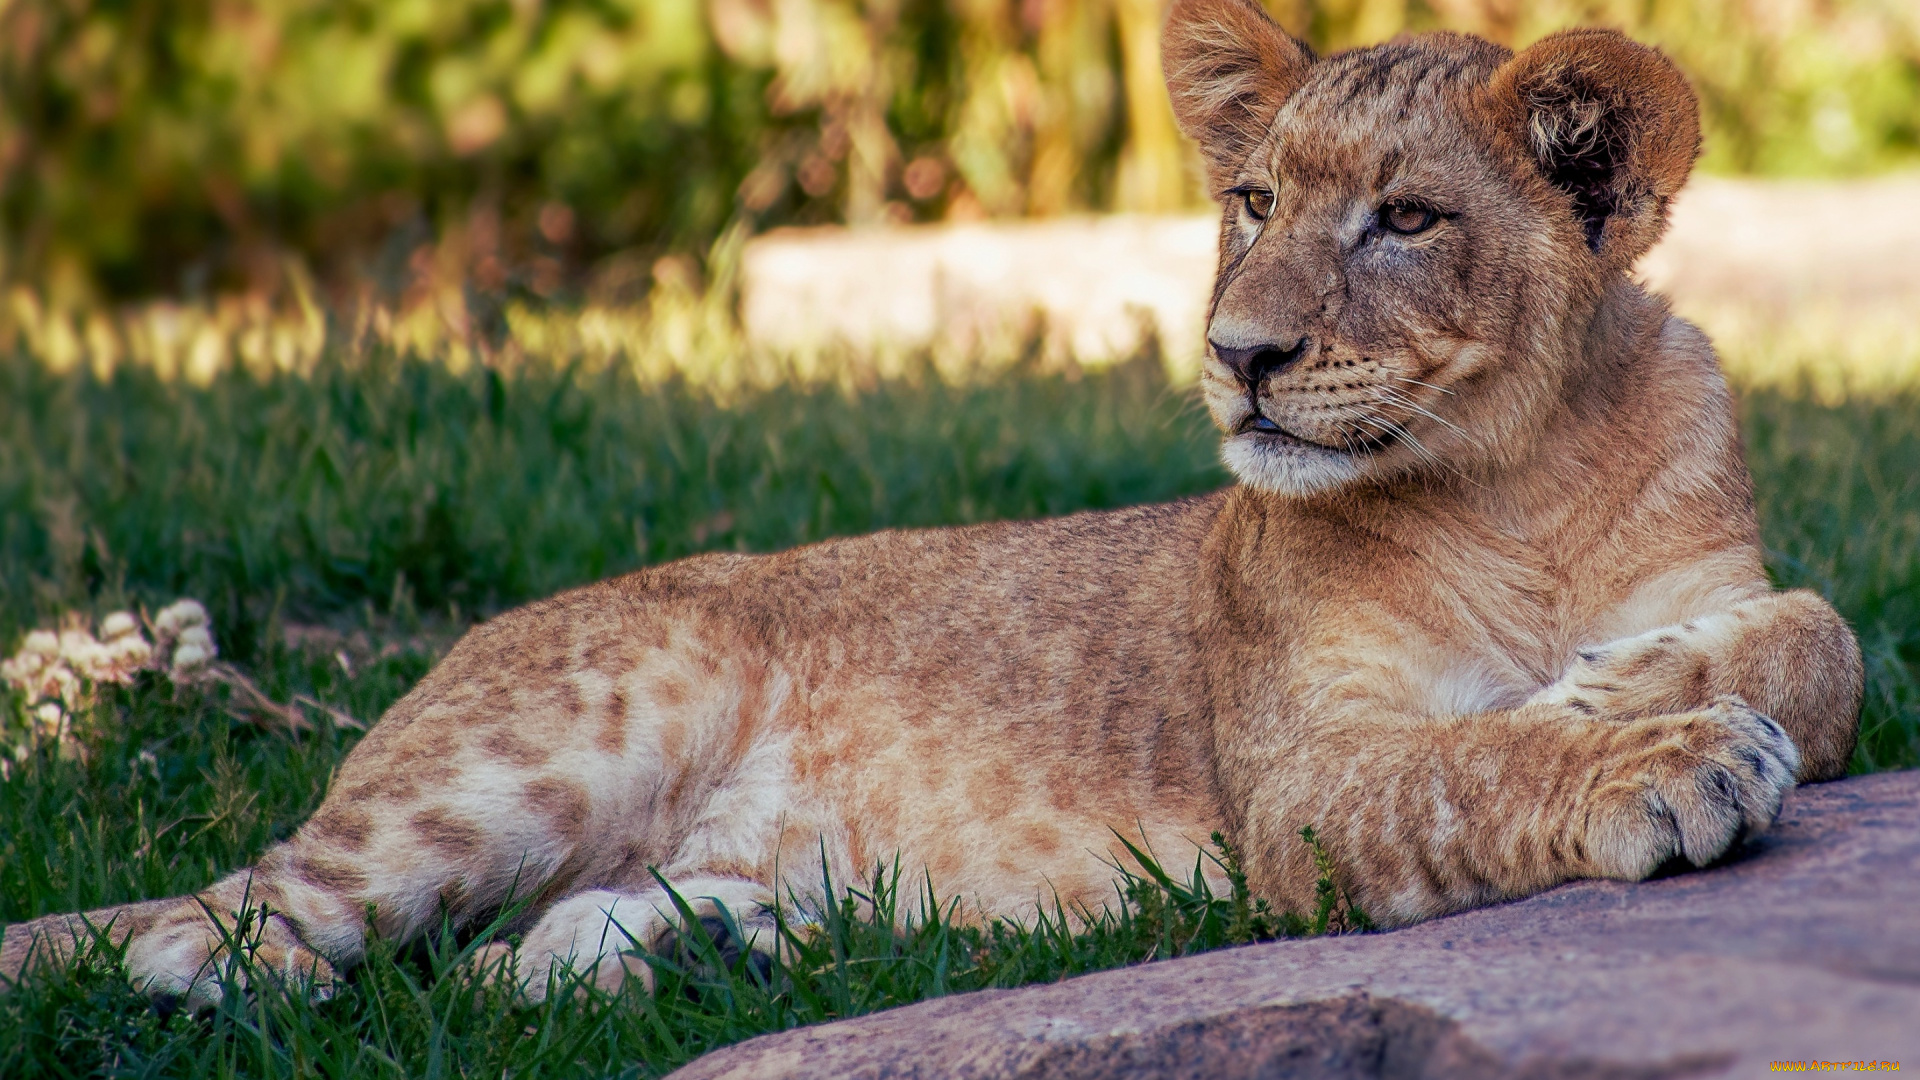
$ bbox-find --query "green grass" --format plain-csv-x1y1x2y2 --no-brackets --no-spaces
1742,392,1920,771
1,345,1916,1077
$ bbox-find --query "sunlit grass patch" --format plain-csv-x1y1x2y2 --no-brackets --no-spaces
1692,302,1920,405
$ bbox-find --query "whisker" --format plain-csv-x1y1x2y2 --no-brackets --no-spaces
1337,404,1481,488
1335,405,1434,465
1367,417,1438,466
1393,376,1455,396
1303,402,1365,457
1372,386,1482,447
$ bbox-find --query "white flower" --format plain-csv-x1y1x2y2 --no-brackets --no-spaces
88,632,153,685
163,620,218,677
2,599,219,740
170,643,211,673
155,599,209,637
59,629,105,665
108,634,153,666
60,629,140,685
0,650,44,684
5,611,162,696
33,700,67,734
3,631,80,704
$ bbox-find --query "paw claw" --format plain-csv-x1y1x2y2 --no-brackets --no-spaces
1530,621,1728,721
1579,700,1799,881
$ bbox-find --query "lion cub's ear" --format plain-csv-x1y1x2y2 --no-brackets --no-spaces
1487,29,1700,268
1163,0,1315,189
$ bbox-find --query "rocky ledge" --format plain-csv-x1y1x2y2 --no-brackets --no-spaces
672,770,1919,1079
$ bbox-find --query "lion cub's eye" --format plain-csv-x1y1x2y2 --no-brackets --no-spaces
1241,188,1275,221
1380,200,1438,235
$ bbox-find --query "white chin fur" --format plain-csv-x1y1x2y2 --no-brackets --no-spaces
1221,433,1364,496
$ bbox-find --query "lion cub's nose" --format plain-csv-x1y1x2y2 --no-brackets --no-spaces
1209,338,1308,386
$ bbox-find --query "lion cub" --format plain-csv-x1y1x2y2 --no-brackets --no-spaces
4,0,1861,1009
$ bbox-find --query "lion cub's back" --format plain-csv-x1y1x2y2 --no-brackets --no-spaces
344,493,1228,780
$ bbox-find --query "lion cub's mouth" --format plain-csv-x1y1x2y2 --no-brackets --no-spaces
1237,409,1399,454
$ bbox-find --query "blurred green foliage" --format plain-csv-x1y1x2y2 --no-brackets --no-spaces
0,0,774,302
1,0,1916,302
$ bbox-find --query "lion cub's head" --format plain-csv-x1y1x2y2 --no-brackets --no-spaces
1163,0,1700,496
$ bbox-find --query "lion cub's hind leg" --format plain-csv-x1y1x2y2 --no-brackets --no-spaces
2,874,339,1014
477,877,783,1002
121,887,338,1014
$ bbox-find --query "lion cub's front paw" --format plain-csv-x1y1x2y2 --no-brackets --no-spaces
1531,618,1731,720
1577,697,1800,880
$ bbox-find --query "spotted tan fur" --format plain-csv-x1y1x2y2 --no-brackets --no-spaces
1,2,1862,1009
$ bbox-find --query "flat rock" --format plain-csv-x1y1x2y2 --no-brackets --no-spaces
672,771,1920,1079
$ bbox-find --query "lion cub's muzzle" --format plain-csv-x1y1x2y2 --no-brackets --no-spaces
1209,336,1398,454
